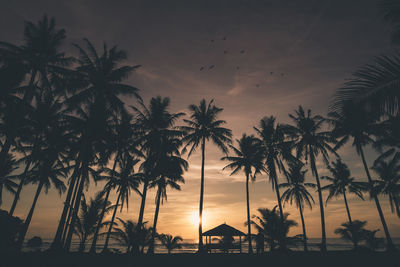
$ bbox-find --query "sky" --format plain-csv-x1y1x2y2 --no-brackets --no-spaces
1,0,400,242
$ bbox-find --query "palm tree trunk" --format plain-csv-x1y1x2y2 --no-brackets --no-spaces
309,149,327,252
343,190,352,224
148,187,162,254
17,181,44,250
359,147,395,251
0,138,11,163
271,164,286,249
79,234,87,253
245,172,253,254
134,178,149,254
51,163,81,250
9,159,32,216
90,155,119,253
61,173,81,245
103,189,122,252
298,203,308,251
198,136,206,252
392,195,400,218
64,167,86,251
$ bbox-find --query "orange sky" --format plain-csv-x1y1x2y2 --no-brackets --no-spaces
1,0,400,241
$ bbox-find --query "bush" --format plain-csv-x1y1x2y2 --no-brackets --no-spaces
0,209,24,251
27,236,42,249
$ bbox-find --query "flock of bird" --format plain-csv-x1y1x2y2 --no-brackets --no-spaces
198,37,286,88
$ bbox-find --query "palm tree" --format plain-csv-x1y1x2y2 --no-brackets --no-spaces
321,159,366,223
147,140,187,254
131,96,184,236
330,53,400,117
181,99,232,251
158,234,183,254
54,37,139,250
334,220,369,249
279,163,315,251
74,192,112,252
111,218,152,254
287,106,337,252
251,207,298,251
16,148,67,250
365,229,384,251
0,154,19,206
222,134,264,254
254,116,296,222
371,150,400,217
101,153,143,252
328,103,395,250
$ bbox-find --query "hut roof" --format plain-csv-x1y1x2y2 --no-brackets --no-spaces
202,223,246,236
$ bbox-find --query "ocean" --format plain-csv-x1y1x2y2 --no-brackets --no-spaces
22,238,400,253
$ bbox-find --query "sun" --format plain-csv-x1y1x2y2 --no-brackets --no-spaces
190,211,207,226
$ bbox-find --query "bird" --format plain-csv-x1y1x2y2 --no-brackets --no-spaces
200,67,204,71
223,50,228,54
236,66,240,70
211,39,215,42
270,72,273,75
209,65,215,69
222,37,226,40
240,50,245,54
256,84,260,88
281,73,284,76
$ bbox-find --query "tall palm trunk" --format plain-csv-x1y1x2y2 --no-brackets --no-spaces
148,187,162,254
61,173,81,245
103,188,122,252
309,148,327,252
9,160,32,215
17,181,44,250
198,136,205,252
64,166,86,251
359,147,395,251
51,162,81,250
78,234,87,253
90,155,119,253
343,190,352,224
270,164,286,249
298,203,308,251
134,178,149,254
245,172,253,254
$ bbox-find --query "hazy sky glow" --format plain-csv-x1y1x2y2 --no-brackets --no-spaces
1,0,400,241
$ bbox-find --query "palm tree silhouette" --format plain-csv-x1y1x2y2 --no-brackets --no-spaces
131,96,184,243
181,99,232,252
254,116,296,225
222,134,264,254
279,163,315,251
378,0,400,45
334,220,369,250
371,150,400,217
101,153,143,252
74,191,112,252
158,234,183,254
147,137,187,254
251,207,298,251
111,218,152,254
322,159,366,223
287,106,337,252
0,153,19,206
328,103,395,250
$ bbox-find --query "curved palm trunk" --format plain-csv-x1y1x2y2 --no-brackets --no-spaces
103,189,122,252
51,162,81,250
61,173,81,245
245,173,253,254
359,147,395,251
134,178,149,254
270,164,286,249
148,187,162,254
298,203,308,251
392,195,400,218
9,160,32,215
78,234,87,253
343,190,352,224
17,181,44,250
198,136,206,252
90,155,119,253
64,167,87,251
309,149,327,252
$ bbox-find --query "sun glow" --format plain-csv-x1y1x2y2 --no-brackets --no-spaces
190,211,208,226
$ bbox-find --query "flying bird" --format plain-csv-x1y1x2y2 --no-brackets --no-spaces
236,66,240,70
222,37,226,40
256,84,260,88
240,50,245,54
281,73,284,76
209,65,215,69
200,67,204,71
270,72,273,75
211,39,215,42
224,50,228,54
